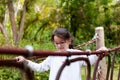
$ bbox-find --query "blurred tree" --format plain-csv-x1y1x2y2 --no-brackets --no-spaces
0,0,119,46
57,0,120,45
0,0,30,46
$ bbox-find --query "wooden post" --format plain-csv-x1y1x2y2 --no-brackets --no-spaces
95,27,107,80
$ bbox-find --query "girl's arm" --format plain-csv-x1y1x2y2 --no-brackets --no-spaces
16,56,51,72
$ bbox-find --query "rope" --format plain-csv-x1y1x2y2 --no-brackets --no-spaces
0,46,119,57
74,33,98,49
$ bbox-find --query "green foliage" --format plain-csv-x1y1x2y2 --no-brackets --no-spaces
34,71,49,80
0,34,6,46
23,0,59,43
0,67,49,80
57,0,120,46
0,0,119,46
110,52,120,64
19,38,56,50
0,67,21,80
0,1,6,23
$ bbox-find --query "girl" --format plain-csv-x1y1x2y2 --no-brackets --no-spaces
16,28,104,80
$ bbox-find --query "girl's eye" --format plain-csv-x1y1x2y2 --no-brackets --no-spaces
54,41,66,45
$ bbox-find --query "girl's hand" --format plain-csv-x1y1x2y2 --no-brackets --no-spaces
97,46,108,51
15,56,28,64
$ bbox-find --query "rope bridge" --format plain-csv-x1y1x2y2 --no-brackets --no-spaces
0,27,119,80
0,46,120,80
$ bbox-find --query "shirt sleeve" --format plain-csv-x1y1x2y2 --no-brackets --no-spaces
68,49,98,66
26,56,52,72
82,55,98,66
72,49,98,66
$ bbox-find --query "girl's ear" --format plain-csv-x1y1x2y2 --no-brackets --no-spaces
68,39,72,44
68,38,74,49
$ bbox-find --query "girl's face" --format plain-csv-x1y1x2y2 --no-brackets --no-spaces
53,36,71,52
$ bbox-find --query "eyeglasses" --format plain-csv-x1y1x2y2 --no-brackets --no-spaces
54,41,66,46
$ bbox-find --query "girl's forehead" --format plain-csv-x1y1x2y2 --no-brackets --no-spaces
54,36,66,42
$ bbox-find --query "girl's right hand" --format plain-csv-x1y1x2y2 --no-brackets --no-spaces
15,56,28,64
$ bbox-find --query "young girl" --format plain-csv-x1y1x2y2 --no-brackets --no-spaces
16,28,103,80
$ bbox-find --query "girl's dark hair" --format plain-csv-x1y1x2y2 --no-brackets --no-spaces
52,28,74,49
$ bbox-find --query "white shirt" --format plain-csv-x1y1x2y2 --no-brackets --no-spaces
27,49,98,80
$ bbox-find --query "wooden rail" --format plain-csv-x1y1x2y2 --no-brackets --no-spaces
0,46,120,80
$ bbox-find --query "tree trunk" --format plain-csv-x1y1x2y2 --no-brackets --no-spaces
0,23,10,46
7,0,29,46
7,0,18,45
17,0,29,42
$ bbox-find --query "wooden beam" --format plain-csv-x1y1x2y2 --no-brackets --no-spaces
95,27,107,80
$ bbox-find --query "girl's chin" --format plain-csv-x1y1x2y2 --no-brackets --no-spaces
58,49,67,52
